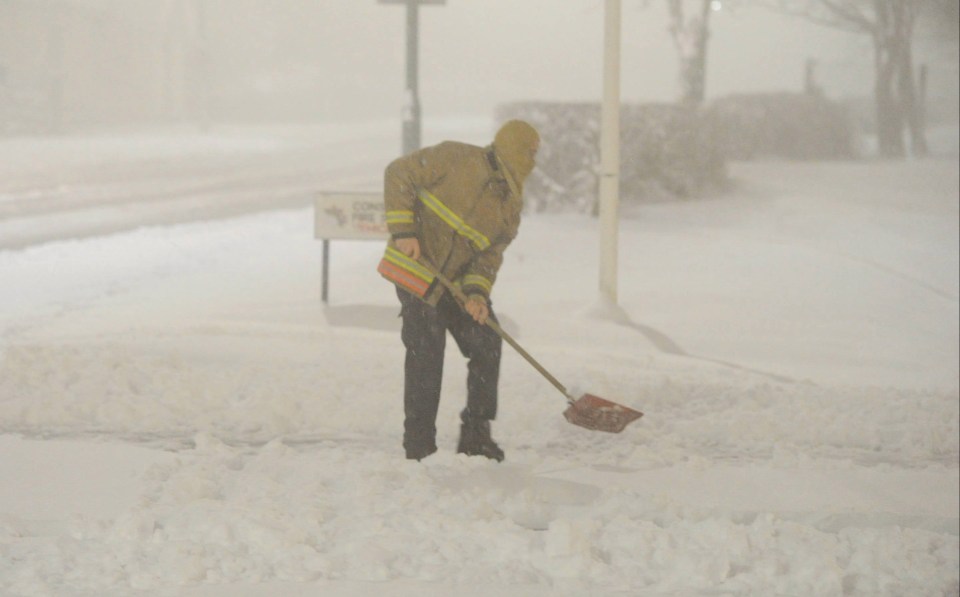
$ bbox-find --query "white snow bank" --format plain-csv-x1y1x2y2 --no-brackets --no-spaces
1,435,956,597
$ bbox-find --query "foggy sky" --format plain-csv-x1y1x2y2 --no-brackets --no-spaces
310,0,869,120
7,0,958,127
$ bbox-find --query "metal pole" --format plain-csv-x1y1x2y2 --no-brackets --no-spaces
403,0,422,154
380,0,443,151
599,0,621,305
321,239,330,303
194,0,211,130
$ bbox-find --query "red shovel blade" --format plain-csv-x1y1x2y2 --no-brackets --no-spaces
563,393,644,433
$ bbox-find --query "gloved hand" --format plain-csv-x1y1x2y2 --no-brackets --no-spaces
396,237,421,260
464,295,489,325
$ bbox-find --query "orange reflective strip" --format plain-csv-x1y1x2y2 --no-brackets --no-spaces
378,259,430,297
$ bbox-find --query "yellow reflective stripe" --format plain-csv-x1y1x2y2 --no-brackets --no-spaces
462,274,492,294
384,247,434,283
418,190,491,251
386,210,415,224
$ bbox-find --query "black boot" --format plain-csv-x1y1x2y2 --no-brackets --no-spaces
405,443,437,462
457,420,504,462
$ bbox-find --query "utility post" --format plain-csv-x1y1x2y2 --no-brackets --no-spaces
599,0,622,305
194,0,211,130
378,0,445,155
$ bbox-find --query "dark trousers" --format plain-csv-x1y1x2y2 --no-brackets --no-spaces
396,287,502,454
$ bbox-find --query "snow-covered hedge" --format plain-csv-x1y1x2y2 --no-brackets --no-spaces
707,92,857,161
497,94,857,213
496,102,727,213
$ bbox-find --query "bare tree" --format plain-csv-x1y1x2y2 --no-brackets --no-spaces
666,0,715,105
921,0,959,44
891,2,928,156
637,0,717,104
764,0,929,158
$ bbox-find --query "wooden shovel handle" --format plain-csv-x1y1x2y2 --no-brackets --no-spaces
425,264,574,404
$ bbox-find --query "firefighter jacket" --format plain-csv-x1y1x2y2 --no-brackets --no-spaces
378,140,523,307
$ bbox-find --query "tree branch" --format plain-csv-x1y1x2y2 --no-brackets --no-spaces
819,0,875,31
754,0,875,34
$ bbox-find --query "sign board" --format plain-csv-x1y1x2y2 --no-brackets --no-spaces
314,192,388,240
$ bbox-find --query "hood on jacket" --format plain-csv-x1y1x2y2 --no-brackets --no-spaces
493,120,539,195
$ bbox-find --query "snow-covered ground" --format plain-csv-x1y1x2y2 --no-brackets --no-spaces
0,123,957,596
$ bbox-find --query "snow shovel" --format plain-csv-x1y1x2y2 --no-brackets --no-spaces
426,264,643,433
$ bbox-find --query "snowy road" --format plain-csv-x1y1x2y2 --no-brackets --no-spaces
0,126,957,596
0,123,398,250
